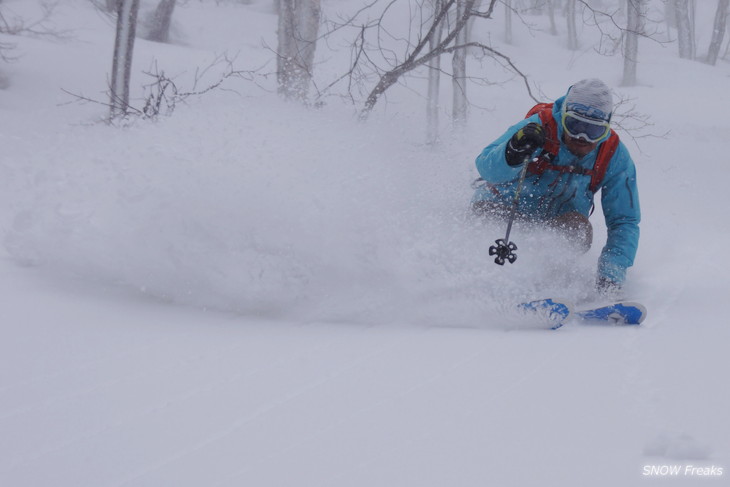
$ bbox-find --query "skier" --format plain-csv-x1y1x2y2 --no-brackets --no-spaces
472,78,640,294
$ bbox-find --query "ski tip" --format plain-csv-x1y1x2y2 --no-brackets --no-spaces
577,301,647,326
516,298,574,330
620,301,647,324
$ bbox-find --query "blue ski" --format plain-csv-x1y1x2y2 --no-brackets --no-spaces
577,302,647,325
516,298,572,329
517,299,647,329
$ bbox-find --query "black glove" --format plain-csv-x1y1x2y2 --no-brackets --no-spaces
505,122,545,166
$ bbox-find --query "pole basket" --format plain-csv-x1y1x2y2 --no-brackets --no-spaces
489,239,517,265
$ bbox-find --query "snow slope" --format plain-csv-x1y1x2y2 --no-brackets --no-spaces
1,1,729,485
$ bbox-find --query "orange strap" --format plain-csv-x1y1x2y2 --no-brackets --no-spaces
524,103,619,193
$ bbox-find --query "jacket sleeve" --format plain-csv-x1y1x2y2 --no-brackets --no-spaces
597,142,641,284
475,117,539,183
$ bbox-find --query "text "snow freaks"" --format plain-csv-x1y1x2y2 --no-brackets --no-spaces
642,465,724,477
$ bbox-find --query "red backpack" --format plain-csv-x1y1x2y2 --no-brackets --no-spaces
525,102,619,193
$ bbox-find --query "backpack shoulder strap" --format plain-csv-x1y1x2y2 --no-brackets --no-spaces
525,103,620,193
525,103,559,156
590,130,620,193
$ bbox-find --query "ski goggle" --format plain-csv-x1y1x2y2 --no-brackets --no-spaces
561,110,610,143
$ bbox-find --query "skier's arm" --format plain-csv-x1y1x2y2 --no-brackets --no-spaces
597,144,641,285
475,117,541,183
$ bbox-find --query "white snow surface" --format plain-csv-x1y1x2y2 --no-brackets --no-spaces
1,0,729,485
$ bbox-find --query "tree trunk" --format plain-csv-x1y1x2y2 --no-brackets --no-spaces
110,0,140,119
426,0,445,145
504,0,512,44
547,0,558,36
146,0,176,43
466,0,483,53
705,0,729,65
452,0,469,126
690,0,697,57
277,0,321,102
566,0,578,50
674,0,694,59
622,0,645,86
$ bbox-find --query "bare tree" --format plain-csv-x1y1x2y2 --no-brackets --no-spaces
547,0,558,36
1,1,65,37
359,0,535,118
504,0,513,44
452,0,469,126
313,0,539,125
66,54,267,120
674,0,695,59
144,0,176,43
110,0,140,119
360,0,478,116
0,5,14,64
622,0,647,86
705,0,729,65
0,39,12,89
277,0,321,102
566,0,578,50
426,0,446,144
1,1,67,66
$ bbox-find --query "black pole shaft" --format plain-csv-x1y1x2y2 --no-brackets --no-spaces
503,155,531,243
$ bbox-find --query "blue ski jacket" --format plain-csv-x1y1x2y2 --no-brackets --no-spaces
472,96,640,284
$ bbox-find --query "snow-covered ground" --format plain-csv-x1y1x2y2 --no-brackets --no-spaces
1,1,729,485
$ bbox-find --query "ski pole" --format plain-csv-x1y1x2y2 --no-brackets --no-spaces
489,154,533,265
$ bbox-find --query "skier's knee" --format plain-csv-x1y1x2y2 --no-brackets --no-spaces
549,211,593,253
